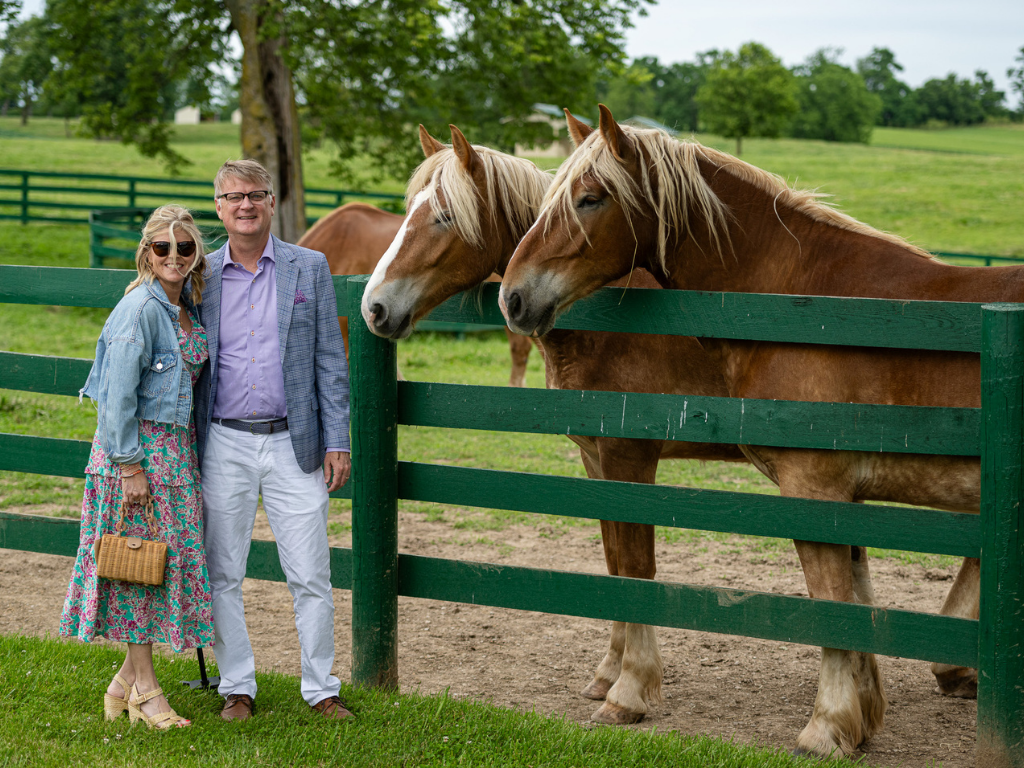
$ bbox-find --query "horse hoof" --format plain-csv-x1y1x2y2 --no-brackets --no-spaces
934,669,978,699
591,701,644,725
580,679,612,701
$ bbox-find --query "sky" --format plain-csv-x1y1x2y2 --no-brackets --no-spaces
625,0,1023,94
12,0,1024,96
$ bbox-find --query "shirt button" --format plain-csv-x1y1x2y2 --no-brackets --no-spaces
251,304,254,309
251,357,255,362
252,411,257,416
250,331,255,336
252,385,256,390
155,362,163,370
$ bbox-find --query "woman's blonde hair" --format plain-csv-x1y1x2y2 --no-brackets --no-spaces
125,204,208,305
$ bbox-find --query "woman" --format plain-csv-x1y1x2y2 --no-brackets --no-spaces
60,205,214,729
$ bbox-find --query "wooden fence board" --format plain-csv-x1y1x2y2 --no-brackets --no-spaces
397,553,978,668
396,462,981,558
0,433,89,478
398,381,980,456
349,277,986,351
0,511,977,667
0,353,93,396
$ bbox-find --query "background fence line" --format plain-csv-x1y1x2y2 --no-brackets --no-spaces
0,168,405,226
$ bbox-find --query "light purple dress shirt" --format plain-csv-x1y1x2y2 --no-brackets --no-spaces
212,238,345,455
212,238,288,421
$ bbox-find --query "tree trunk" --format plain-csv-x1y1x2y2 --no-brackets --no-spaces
225,0,306,243
20,97,31,126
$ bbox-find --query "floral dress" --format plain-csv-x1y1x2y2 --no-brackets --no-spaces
59,308,214,652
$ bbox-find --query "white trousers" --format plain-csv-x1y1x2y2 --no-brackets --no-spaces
202,423,340,705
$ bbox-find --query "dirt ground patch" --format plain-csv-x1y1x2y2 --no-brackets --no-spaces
1,509,976,767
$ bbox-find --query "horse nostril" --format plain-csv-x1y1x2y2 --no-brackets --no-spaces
506,291,523,322
371,302,388,327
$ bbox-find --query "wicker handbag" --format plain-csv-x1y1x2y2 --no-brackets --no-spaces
93,500,167,586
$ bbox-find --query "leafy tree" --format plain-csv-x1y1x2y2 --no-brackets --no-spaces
599,62,656,121
914,72,1004,125
695,42,798,156
633,52,719,133
0,15,54,124
791,48,880,143
856,47,917,127
47,0,649,241
1009,46,1024,117
45,0,227,169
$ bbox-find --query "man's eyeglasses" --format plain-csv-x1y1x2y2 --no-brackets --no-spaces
150,241,197,258
217,190,271,204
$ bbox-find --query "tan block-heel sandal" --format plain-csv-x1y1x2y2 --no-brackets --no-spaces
103,672,131,721
127,684,191,729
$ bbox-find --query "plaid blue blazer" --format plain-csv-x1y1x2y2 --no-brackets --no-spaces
194,236,350,474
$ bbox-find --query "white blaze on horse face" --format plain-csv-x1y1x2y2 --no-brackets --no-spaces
361,190,431,327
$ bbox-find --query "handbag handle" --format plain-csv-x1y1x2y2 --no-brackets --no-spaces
116,499,159,538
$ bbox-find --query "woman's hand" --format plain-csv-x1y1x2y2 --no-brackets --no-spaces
121,472,152,506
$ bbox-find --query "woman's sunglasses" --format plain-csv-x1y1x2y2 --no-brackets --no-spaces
149,241,197,258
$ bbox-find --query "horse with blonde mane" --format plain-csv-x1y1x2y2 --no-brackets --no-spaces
500,105,1005,758
361,124,748,725
297,202,534,386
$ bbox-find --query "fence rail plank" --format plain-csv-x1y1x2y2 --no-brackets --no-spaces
349,277,986,351
0,353,93,396
0,511,976,667
398,381,980,456
0,433,90,478
396,461,980,558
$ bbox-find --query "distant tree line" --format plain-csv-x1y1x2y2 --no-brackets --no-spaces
598,43,1024,155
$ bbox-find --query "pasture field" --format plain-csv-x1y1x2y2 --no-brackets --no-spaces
0,635,840,768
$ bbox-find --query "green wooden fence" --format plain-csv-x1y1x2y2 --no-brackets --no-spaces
1,265,1021,765
0,168,405,226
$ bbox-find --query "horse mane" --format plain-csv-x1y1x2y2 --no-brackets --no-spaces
406,143,552,249
544,126,934,271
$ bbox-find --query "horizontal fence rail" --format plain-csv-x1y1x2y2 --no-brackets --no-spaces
0,168,405,226
0,510,978,669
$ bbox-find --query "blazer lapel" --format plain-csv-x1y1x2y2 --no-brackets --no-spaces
274,236,299,365
202,247,225,374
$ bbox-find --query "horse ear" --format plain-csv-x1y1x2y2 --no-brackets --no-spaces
449,125,479,172
419,125,446,158
598,104,631,162
564,108,593,147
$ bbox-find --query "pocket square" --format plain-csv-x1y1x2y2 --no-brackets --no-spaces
294,289,308,305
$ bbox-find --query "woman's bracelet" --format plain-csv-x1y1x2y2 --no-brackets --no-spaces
119,463,144,478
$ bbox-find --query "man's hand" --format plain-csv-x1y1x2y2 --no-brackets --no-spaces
324,451,351,492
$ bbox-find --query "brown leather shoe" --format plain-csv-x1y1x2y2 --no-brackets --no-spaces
311,695,354,720
221,693,254,721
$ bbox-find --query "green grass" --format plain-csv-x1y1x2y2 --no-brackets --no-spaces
0,635,842,768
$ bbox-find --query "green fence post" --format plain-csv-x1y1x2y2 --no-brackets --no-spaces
20,172,29,225
128,179,136,208
978,303,1024,768
347,275,399,689
88,211,102,269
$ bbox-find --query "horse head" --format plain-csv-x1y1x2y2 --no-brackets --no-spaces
360,125,550,339
501,105,731,336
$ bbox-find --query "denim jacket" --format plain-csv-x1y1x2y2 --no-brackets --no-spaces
80,279,197,465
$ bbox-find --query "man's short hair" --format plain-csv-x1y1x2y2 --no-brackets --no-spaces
215,159,275,197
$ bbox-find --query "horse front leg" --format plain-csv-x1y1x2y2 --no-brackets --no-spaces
504,327,532,387
573,438,624,702
792,539,886,758
931,556,979,698
590,438,664,725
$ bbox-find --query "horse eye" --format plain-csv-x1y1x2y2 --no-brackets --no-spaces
576,195,601,209
435,211,453,225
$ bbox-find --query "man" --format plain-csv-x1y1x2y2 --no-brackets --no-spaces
195,159,353,721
